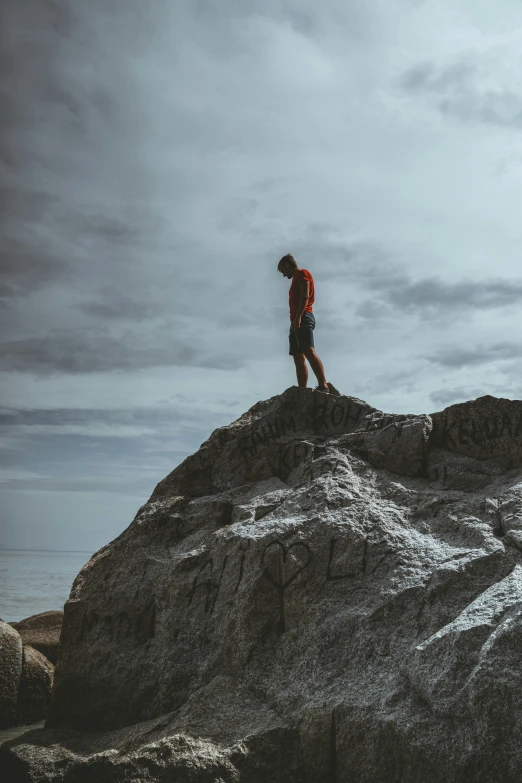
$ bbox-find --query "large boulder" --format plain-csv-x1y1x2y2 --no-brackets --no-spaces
16,646,54,726
2,388,522,782
0,620,23,729
430,394,522,465
10,612,63,666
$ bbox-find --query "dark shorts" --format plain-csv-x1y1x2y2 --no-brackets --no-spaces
289,312,315,356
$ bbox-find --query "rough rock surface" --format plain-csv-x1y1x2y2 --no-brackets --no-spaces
16,647,54,726
0,620,23,729
2,388,522,782
10,612,63,666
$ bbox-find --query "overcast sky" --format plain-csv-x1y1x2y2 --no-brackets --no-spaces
2,0,522,552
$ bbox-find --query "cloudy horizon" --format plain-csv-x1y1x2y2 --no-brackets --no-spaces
2,0,522,552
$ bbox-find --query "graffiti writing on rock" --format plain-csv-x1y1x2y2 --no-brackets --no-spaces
312,398,367,433
261,539,313,632
239,415,297,466
78,601,156,645
184,536,398,638
312,396,413,436
235,539,251,593
187,556,228,614
301,457,344,486
434,411,522,455
278,440,314,479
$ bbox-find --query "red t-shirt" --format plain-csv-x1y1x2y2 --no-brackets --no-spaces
289,269,314,321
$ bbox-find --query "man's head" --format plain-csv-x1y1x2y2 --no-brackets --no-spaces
278,253,298,279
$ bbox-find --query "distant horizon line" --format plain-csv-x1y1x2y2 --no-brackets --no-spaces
0,547,94,554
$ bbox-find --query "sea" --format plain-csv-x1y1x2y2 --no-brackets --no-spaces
0,549,92,623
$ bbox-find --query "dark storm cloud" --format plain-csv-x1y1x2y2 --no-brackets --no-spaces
355,277,522,320
0,1,74,160
1,476,153,493
0,0,264,377
426,342,522,369
0,405,216,428
289,233,522,321
79,292,160,321
0,402,235,450
382,277,522,312
63,206,167,245
399,61,474,94
399,59,522,129
0,330,243,374
0,235,70,297
0,0,163,282
65,214,144,244
0,407,142,427
0,186,60,220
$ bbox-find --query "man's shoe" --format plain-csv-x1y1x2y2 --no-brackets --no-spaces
327,382,341,396
314,385,329,393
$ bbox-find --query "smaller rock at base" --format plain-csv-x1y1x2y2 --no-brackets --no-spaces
10,611,63,665
0,620,23,729
16,646,54,725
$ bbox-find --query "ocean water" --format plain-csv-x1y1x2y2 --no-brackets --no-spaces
0,549,92,623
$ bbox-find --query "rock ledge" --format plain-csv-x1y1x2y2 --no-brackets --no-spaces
2,389,522,783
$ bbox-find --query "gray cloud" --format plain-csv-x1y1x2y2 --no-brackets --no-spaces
0,329,243,374
287,232,403,285
386,277,522,311
0,476,152,494
0,405,228,428
65,213,149,245
399,59,522,129
359,368,420,398
399,61,474,94
285,236,522,324
0,234,71,297
79,291,161,321
429,386,489,409
355,277,522,320
426,342,522,369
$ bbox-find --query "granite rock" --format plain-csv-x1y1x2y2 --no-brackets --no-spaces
16,646,54,726
2,388,522,782
1,676,299,782
430,394,522,465
0,621,23,729
10,612,63,666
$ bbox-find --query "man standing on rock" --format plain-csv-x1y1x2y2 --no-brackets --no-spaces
278,253,339,394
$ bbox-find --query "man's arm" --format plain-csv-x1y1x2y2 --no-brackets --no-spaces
291,279,310,329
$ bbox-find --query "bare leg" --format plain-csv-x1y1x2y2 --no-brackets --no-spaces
293,353,308,387
304,346,327,388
